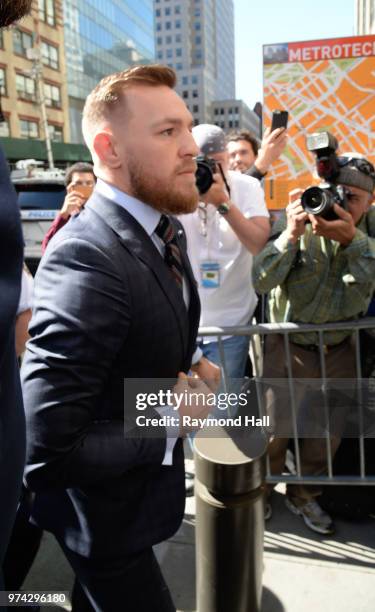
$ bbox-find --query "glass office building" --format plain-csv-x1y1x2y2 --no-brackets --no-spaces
154,0,235,125
64,0,155,142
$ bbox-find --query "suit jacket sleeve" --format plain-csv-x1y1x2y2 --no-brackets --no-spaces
0,146,23,369
22,236,166,491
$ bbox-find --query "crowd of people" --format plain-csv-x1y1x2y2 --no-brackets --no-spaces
1,4,375,609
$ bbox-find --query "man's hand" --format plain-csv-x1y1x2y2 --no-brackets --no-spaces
200,170,229,207
60,185,86,220
190,356,221,392
255,127,288,175
285,189,308,244
309,204,356,246
174,372,214,435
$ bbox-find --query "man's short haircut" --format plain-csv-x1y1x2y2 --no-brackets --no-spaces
65,162,95,187
226,130,260,157
82,64,176,147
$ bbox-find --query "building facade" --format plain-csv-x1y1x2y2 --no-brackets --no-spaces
64,0,155,143
355,0,375,34
154,0,235,125
0,0,70,149
211,99,261,136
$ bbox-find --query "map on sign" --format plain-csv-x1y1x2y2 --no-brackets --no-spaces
263,35,375,209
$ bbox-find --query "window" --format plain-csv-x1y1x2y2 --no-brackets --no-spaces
195,49,202,60
165,21,171,30
156,36,162,45
20,118,39,139
0,68,7,96
182,90,188,99
166,49,172,58
176,48,182,57
13,29,33,57
16,74,36,101
192,75,198,84
38,0,56,26
220,108,224,115
0,117,10,137
48,124,63,142
175,33,181,42
193,105,199,113
194,22,201,30
234,120,239,127
165,7,171,15
194,8,201,16
41,41,59,69
195,36,201,44
157,50,163,59
155,9,161,17
175,20,181,28
156,22,161,31
182,76,188,85
175,5,181,14
166,35,172,44
44,83,61,108
192,90,198,98
176,63,182,70
214,109,218,115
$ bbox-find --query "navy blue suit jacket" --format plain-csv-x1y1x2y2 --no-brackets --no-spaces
22,192,200,559
0,146,24,567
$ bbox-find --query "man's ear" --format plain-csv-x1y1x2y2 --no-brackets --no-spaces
93,131,122,169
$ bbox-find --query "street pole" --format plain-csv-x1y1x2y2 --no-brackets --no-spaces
27,47,55,170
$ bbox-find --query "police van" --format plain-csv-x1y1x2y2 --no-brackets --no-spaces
12,159,66,275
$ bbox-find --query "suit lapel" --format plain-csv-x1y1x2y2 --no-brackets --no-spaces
86,194,189,355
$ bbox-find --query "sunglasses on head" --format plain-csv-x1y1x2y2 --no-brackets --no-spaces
337,156,375,180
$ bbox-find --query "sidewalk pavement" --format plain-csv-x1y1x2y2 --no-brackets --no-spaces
23,472,375,612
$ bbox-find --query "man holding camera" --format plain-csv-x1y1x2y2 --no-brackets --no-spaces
180,124,270,380
253,151,375,535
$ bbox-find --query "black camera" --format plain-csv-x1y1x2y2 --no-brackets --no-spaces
195,155,217,195
301,132,348,220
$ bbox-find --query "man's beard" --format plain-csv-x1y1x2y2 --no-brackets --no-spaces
128,158,199,215
0,0,33,27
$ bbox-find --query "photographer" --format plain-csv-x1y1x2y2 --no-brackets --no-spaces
253,150,375,535
180,124,270,380
42,162,95,254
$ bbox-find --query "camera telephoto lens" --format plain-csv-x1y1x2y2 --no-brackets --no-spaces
301,186,335,219
195,156,216,195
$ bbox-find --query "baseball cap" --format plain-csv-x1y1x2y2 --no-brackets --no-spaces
192,124,226,155
337,153,375,194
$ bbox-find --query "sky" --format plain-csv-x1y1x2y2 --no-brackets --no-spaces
234,0,356,109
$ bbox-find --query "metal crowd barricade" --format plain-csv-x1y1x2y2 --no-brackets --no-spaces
197,318,375,487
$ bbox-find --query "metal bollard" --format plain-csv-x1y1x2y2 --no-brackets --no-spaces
194,426,268,612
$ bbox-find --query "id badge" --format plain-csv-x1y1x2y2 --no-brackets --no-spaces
200,261,220,288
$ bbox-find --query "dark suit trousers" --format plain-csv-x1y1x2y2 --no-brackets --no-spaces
57,542,176,612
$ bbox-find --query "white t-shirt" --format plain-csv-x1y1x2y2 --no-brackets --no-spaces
180,170,269,330
17,267,34,315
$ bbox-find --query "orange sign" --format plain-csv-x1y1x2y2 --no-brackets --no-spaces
263,35,375,209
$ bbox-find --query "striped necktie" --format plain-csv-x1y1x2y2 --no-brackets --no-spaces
155,215,184,290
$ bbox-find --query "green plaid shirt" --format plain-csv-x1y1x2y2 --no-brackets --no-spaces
252,207,375,346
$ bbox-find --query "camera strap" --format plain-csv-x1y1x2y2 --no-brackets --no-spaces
218,164,231,198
